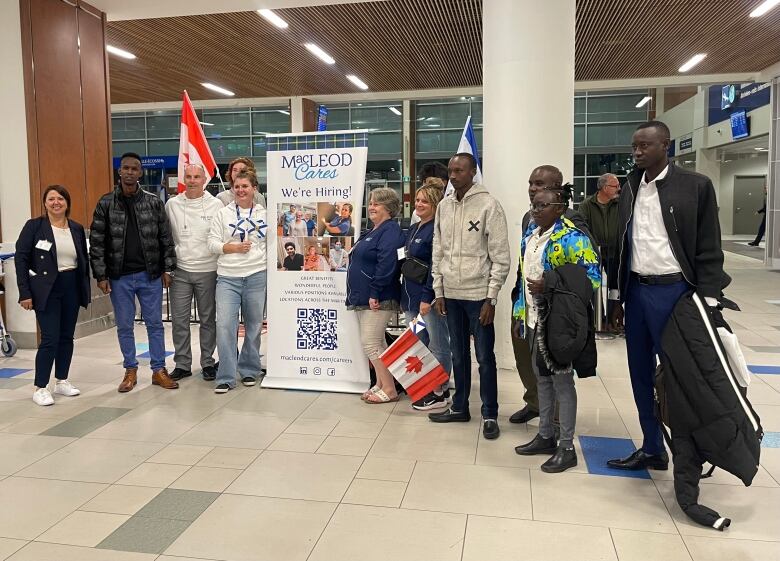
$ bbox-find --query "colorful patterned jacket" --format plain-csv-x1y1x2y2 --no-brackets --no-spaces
512,216,601,333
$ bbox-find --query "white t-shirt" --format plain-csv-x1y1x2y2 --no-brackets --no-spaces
52,225,77,272
523,226,553,330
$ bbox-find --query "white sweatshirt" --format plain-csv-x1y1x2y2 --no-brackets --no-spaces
208,202,268,277
165,191,224,272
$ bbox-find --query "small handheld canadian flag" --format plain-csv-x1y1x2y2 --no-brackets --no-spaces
379,327,449,402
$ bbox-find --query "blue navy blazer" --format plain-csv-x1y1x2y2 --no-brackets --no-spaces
15,216,91,312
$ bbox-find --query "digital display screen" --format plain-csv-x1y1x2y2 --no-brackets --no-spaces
730,109,749,140
317,106,328,131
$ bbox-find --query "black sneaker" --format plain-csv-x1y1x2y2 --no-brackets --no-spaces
214,384,231,394
202,366,217,381
483,418,500,440
170,367,192,381
241,377,256,387
412,391,450,411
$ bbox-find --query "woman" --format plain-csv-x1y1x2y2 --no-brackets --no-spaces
15,185,91,406
208,170,268,393
401,185,452,411
303,245,327,271
346,188,405,404
216,157,266,208
512,186,600,473
290,210,309,237
304,211,316,236
323,203,353,236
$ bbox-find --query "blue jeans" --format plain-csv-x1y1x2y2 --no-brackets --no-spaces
444,298,498,419
215,270,267,388
404,308,452,390
110,272,165,371
624,276,689,455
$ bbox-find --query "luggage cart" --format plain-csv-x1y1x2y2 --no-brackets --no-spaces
0,245,18,356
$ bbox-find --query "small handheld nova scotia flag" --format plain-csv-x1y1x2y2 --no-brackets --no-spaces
380,328,449,402
409,314,426,334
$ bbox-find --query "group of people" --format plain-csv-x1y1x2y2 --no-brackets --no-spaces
16,154,270,403
280,238,349,272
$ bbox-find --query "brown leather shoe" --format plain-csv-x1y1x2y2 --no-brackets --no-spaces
118,368,138,393
152,368,179,389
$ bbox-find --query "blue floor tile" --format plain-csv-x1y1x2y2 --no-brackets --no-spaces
762,432,780,448
749,365,780,375
137,350,174,359
579,435,651,479
0,368,31,378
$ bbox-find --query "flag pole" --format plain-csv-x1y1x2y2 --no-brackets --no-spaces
214,167,228,193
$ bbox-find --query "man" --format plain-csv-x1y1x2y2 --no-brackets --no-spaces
323,203,353,236
90,152,178,392
429,152,510,440
283,204,297,236
282,242,304,271
165,163,223,382
577,173,621,329
328,239,348,270
748,185,767,246
508,165,592,425
608,121,724,470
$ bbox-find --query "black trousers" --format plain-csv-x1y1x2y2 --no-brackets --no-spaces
34,270,80,387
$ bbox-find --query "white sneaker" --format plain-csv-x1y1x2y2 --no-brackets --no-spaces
54,380,81,397
33,388,54,406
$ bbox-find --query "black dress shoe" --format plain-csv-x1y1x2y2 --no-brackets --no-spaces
202,366,217,381
509,405,539,424
428,408,471,423
483,419,500,440
515,433,558,455
607,449,669,471
170,368,192,381
541,446,578,473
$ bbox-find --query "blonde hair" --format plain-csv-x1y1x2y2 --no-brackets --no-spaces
415,185,444,212
232,170,258,188
422,177,446,190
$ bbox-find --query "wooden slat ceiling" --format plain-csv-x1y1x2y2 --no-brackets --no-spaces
106,0,780,104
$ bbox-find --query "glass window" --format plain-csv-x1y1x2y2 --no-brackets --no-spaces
574,98,586,124
586,153,633,176
574,125,585,147
572,178,586,205
202,111,250,137
586,94,648,123
470,101,483,126
416,102,470,129
574,154,585,176
112,140,146,158
209,138,252,160
321,106,349,130
147,139,178,156
251,108,290,135
586,177,599,197
416,130,462,154
586,123,638,147
351,105,401,131
111,116,145,140
367,131,402,157
146,115,179,139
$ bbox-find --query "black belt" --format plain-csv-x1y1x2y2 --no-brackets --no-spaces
631,272,683,285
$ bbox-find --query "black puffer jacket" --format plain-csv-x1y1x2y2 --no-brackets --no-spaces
89,186,176,280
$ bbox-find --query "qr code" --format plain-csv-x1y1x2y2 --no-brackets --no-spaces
296,308,338,350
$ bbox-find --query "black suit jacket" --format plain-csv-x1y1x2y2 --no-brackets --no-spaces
15,216,91,311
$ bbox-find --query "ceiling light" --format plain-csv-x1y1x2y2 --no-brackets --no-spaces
755,147,769,151
106,45,136,60
277,110,290,115
750,0,780,17
199,121,214,126
678,53,706,73
635,96,652,108
258,9,288,28
201,82,235,96
388,107,401,116
304,43,335,65
346,74,369,90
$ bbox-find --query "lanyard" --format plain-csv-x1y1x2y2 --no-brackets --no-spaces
229,205,267,240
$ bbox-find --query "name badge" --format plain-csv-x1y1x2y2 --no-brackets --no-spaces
397,247,406,261
36,240,52,251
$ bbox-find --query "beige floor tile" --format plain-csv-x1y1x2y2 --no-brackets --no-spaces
3,417,66,435
309,504,465,561
174,410,289,449
267,432,326,453
402,461,532,519
0,477,105,540
655,480,780,541
226,450,362,502
283,417,339,436
169,466,242,493
85,404,209,444
369,421,479,464
299,392,393,423
683,535,780,561
146,444,214,466
357,457,416,482
223,387,319,418
610,529,692,561
760,447,780,483
115,462,190,487
317,436,374,456
0,538,27,561
6,542,156,561
79,485,163,515
165,494,336,561
17,438,163,484
196,447,261,469
331,419,385,439
342,478,406,507
462,516,617,561
36,510,129,547
530,471,677,533
0,433,75,476
575,406,631,438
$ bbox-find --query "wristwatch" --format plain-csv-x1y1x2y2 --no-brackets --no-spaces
487,298,497,306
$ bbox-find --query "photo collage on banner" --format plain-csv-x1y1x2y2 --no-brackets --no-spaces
264,131,369,393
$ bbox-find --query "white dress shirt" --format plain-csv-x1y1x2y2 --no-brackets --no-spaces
524,226,553,330
630,165,682,275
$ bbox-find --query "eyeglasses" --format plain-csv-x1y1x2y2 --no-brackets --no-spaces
530,202,566,212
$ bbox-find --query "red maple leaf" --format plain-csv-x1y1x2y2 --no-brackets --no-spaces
405,355,423,374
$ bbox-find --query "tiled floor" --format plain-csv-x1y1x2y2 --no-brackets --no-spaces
1,250,779,561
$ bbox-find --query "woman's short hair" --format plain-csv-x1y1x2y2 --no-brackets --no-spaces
232,170,259,187
42,185,71,217
227,157,256,183
369,187,401,218
421,177,446,190
415,185,444,211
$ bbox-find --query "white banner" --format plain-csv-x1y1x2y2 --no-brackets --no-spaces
263,131,369,393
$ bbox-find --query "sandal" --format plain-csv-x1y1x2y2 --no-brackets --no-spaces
364,388,399,404
361,385,381,401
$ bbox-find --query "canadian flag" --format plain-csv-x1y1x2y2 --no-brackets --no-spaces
379,328,449,402
177,90,218,193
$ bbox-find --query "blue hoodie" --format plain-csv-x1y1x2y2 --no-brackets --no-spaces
401,220,435,314
346,219,405,306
